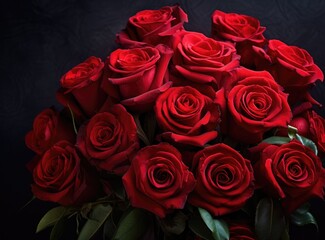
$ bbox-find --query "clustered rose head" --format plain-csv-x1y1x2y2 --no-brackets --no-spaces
250,140,325,213
26,5,325,234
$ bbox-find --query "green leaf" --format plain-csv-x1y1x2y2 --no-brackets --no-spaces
78,203,112,240
295,134,318,155
280,224,290,240
188,208,214,240
36,206,68,233
159,211,187,236
50,214,68,240
19,195,36,211
255,198,286,240
103,214,116,240
290,204,318,231
262,136,291,145
287,125,298,140
67,104,78,134
198,208,229,240
112,208,150,240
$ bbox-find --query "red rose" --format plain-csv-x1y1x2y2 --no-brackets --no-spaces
122,143,196,218
211,10,266,68
171,31,240,88
116,5,188,48
155,86,220,147
215,68,292,144
77,104,139,175
251,140,325,213
188,143,254,216
229,223,256,240
31,141,100,206
288,109,325,155
56,56,107,118
25,107,75,155
254,39,324,104
102,45,173,112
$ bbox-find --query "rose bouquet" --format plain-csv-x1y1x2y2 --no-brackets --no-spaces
25,4,325,240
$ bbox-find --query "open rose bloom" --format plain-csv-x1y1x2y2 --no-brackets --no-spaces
25,5,325,240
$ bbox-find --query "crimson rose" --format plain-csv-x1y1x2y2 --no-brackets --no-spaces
171,31,240,88
31,141,99,206
286,108,325,156
211,10,266,68
102,45,173,112
56,56,107,118
116,5,187,48
253,39,324,104
215,68,292,144
229,223,256,240
77,104,139,175
25,107,75,155
122,143,196,218
188,143,254,216
155,86,220,147
251,140,325,213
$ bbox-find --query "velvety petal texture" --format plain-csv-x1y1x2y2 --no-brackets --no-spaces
229,223,256,240
25,107,75,155
31,141,99,206
188,143,254,216
211,10,267,67
155,86,220,147
102,45,173,112
250,140,325,213
122,143,196,218
215,67,292,144
253,39,324,104
77,104,139,175
116,5,188,48
57,56,107,118
171,31,240,88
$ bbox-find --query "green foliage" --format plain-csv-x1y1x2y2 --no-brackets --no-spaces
295,134,318,155
77,203,112,240
188,208,214,240
50,214,69,240
255,198,286,240
197,208,229,240
262,136,291,145
112,208,150,240
290,204,318,231
159,210,187,236
36,206,70,233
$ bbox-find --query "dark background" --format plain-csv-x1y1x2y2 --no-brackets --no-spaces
1,0,325,239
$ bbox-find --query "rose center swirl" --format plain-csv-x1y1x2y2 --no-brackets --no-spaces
148,164,174,189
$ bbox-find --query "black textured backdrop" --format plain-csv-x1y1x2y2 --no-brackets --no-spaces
1,0,325,239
